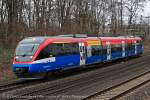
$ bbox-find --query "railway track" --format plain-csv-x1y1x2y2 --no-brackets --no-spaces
0,51,148,94
1,51,150,100
0,60,117,95
0,80,20,90
0,50,149,100
84,71,150,100
0,80,26,93
34,57,150,97
0,79,51,94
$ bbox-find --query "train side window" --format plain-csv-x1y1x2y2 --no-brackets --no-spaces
132,44,135,50
111,45,117,52
137,40,142,47
71,43,79,54
128,44,132,50
111,44,122,53
36,43,80,60
117,44,122,52
63,43,70,54
52,44,64,56
128,43,135,50
36,45,52,60
36,44,64,60
63,43,79,55
102,46,107,55
91,45,101,55
125,44,129,50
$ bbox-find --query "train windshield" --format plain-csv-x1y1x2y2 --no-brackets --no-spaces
16,44,39,56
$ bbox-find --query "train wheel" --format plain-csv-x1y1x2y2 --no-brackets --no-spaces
44,72,54,79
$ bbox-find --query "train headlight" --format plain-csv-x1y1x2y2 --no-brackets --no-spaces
30,56,33,59
15,56,19,59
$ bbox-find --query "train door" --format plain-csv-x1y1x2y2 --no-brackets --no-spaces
122,41,125,57
79,43,85,65
106,41,111,60
134,41,137,55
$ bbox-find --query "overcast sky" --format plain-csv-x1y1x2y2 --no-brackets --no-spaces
144,1,150,16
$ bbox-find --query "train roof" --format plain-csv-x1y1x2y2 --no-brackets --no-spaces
100,36,141,40
19,35,142,45
19,36,50,44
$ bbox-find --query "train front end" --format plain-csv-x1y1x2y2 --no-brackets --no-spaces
12,37,46,79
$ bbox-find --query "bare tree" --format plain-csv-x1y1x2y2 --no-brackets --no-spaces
125,0,146,28
0,0,148,46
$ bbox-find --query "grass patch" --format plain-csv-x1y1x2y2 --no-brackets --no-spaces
0,46,14,64
0,46,16,81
